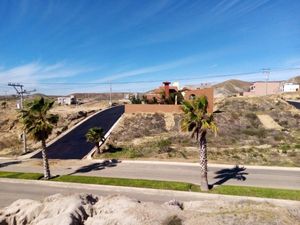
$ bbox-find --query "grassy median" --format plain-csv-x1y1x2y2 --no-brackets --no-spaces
0,171,299,201
0,171,43,180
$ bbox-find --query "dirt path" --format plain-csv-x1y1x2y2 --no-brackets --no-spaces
257,114,283,130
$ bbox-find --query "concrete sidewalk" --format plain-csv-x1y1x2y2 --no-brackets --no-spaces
1,159,300,190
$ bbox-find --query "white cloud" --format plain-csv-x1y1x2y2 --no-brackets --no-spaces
94,55,200,83
211,0,271,16
0,61,97,94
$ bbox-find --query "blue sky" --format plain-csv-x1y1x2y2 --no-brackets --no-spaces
0,0,300,94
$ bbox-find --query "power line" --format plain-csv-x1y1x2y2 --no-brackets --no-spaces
1,71,260,86
1,67,299,94
8,83,36,153
1,66,298,87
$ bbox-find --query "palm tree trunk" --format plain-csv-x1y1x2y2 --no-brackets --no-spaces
96,144,101,154
199,131,209,191
41,139,51,179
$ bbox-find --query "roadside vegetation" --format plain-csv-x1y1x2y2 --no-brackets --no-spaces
1,171,299,201
180,96,217,191
102,95,300,167
86,127,105,154
0,171,43,180
0,96,105,157
19,97,59,179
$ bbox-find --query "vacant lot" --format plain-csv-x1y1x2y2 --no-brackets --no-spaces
99,95,300,167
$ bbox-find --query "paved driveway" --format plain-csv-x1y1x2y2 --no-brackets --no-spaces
32,105,124,159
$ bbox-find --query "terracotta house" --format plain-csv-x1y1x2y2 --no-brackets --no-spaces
143,81,214,112
182,88,214,113
145,81,178,102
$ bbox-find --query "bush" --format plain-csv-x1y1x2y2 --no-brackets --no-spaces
280,144,291,151
156,138,172,153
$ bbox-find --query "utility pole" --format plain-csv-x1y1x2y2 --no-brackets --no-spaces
109,82,112,107
8,83,35,153
262,68,270,96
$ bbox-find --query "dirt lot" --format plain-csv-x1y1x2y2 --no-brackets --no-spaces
100,94,300,167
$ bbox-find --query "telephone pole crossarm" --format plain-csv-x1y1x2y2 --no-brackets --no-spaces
7,82,35,153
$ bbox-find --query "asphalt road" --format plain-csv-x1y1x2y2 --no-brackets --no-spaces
1,159,299,190
32,106,124,160
287,100,300,109
71,161,300,190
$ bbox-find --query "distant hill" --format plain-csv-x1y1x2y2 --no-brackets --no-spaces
288,75,300,84
212,79,252,97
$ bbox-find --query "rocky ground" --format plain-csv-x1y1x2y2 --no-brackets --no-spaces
1,194,299,225
101,93,300,166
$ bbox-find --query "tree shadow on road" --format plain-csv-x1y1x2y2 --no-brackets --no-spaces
211,165,248,188
69,159,120,175
0,160,21,168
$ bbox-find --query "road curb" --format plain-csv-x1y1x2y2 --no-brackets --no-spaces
17,108,106,160
18,105,123,160
85,113,124,159
0,178,299,206
90,159,300,171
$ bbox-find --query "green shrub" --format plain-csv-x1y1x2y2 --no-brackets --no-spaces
156,138,172,153
294,144,300,149
280,144,291,151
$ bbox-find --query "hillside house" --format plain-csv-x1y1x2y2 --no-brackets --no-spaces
145,81,179,103
57,95,76,105
281,83,299,92
243,81,282,96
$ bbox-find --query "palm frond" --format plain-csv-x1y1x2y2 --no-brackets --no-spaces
18,97,58,142
86,127,105,144
180,96,217,141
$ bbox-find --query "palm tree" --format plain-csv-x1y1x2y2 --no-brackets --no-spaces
19,97,59,179
181,96,217,191
85,127,105,154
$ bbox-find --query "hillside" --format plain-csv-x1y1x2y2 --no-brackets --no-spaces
288,75,300,84
0,97,109,157
212,79,252,97
101,95,300,167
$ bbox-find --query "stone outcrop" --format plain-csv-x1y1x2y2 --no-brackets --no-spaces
0,194,299,225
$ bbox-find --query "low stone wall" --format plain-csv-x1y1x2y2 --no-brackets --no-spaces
125,104,182,114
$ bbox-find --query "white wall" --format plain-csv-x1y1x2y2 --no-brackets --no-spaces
283,83,299,92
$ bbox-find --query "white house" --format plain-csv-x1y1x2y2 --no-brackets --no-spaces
57,95,76,105
281,83,299,92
